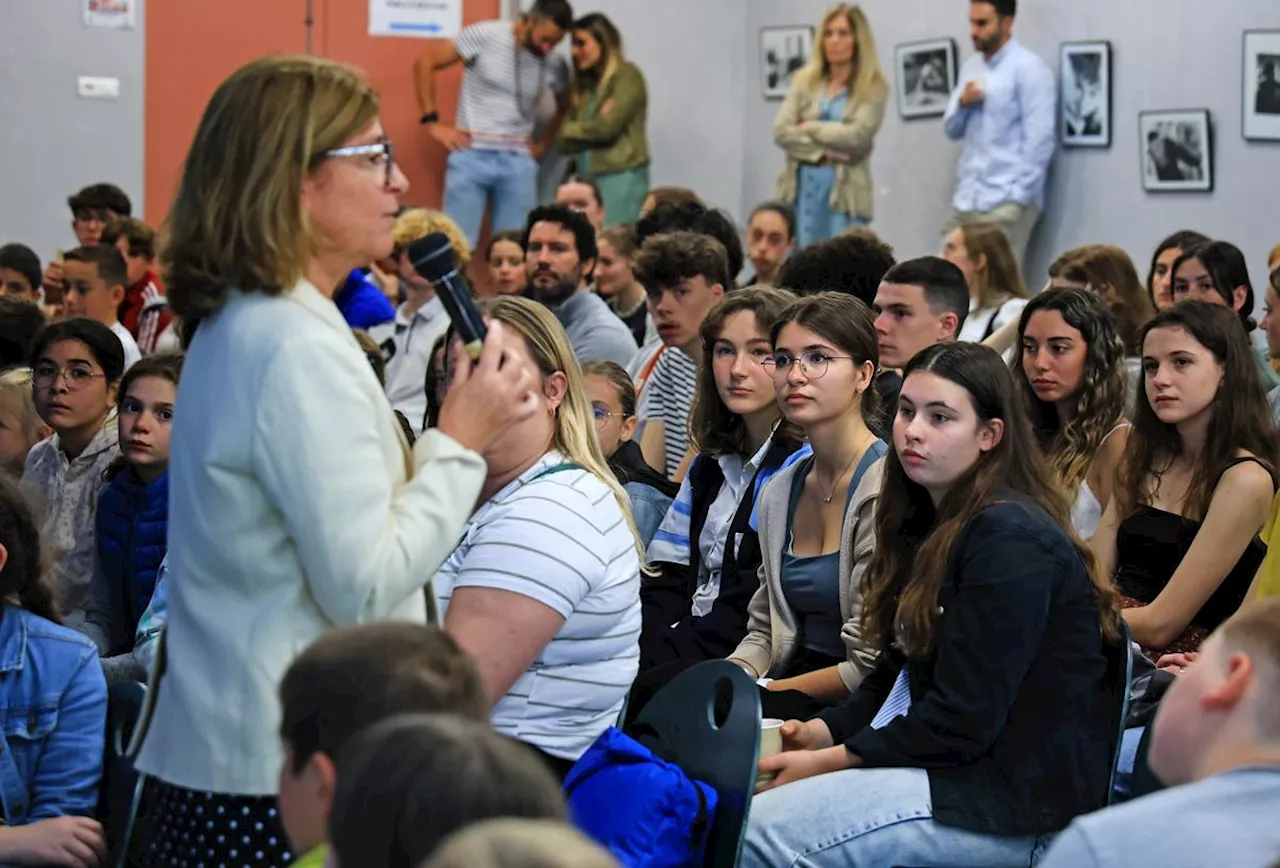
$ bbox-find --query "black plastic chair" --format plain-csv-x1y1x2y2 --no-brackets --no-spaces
627,660,761,868
99,680,148,868
1104,619,1135,804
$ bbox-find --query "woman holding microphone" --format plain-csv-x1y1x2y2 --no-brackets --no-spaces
134,55,537,865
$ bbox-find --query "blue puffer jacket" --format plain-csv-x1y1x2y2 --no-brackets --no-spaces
94,468,168,637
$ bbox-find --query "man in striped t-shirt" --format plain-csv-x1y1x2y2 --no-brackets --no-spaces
413,0,572,246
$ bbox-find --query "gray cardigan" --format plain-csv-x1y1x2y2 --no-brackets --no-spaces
730,455,884,692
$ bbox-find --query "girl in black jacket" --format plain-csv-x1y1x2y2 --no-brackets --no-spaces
742,341,1120,868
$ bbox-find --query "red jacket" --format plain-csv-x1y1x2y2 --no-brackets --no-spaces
119,271,173,355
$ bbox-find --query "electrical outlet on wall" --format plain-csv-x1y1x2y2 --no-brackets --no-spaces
77,76,120,100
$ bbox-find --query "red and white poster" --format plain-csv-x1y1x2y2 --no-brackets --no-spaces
84,0,136,29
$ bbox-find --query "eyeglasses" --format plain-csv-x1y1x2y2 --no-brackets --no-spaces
33,363,108,391
592,402,627,426
762,350,854,381
320,136,396,187
72,209,114,224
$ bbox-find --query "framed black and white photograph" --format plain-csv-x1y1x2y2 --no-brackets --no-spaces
1243,30,1280,141
1140,110,1213,193
1060,41,1111,147
761,26,814,100
894,38,957,119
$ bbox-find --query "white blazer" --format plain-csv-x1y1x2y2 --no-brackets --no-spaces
134,280,486,795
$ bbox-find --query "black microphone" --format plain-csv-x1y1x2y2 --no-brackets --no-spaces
408,231,487,360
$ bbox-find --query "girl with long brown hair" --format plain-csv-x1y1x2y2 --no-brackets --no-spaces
742,341,1118,868
943,221,1029,346
1092,302,1280,657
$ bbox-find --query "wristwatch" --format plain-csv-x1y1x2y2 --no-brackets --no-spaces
419,111,440,125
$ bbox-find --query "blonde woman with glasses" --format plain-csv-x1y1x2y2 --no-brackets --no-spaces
132,55,537,865
773,3,889,247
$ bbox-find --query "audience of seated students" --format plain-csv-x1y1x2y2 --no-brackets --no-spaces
0,474,108,867
326,714,567,868
943,221,1029,346
432,295,642,779
1146,228,1210,312
100,217,172,355
594,224,650,346
555,175,607,232
0,368,49,476
82,353,181,684
637,289,804,692
368,208,461,437
743,341,1118,868
772,3,887,248
0,243,43,304
1039,599,1280,868
732,292,887,720
581,361,677,548
274,622,490,867
425,819,621,868
41,182,133,300
485,230,527,297
1092,302,1280,658
0,296,50,370
1015,288,1130,539
133,56,537,865
742,201,796,288
632,230,730,479
557,12,650,228
522,204,637,367
1171,239,1280,390
773,227,896,305
21,318,123,628
870,256,970,432
60,245,142,368
1054,243,1155,384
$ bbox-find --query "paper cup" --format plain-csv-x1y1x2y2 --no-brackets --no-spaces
756,718,785,788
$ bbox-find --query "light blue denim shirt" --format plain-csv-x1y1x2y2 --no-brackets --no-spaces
944,38,1057,211
0,604,106,824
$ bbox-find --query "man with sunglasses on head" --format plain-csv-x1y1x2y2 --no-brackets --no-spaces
41,182,133,303
414,0,573,247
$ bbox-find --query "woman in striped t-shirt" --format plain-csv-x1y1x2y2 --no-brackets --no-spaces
433,295,645,778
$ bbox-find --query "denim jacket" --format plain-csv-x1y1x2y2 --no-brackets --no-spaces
0,605,107,824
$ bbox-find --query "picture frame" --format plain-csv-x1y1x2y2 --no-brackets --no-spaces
1243,30,1280,141
1060,41,1112,147
760,26,814,100
894,38,958,119
1139,110,1213,193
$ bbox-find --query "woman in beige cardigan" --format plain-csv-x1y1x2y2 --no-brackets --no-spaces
730,293,885,721
773,3,888,249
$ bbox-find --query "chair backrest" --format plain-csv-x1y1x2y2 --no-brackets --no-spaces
1104,619,1135,804
629,660,761,868
100,680,148,868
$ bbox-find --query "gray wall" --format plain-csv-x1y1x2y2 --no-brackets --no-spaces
743,0,1280,285
0,0,145,263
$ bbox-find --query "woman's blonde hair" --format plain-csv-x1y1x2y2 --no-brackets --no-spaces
0,368,46,476
424,819,619,868
393,208,472,270
795,4,889,103
481,296,647,564
163,55,381,338
568,13,625,108
957,221,1028,310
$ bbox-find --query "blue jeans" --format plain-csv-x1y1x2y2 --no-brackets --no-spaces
443,148,539,245
742,767,1052,868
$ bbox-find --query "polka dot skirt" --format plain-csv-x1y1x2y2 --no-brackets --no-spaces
141,781,293,868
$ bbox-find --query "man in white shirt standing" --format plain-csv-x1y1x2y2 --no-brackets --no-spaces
369,210,459,436
942,0,1055,267
414,0,573,246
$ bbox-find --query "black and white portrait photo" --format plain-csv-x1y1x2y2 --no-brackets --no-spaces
1243,31,1280,140
895,38,957,119
761,26,814,100
1140,110,1213,193
1060,41,1111,147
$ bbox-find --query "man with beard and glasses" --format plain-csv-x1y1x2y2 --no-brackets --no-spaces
414,0,573,247
942,0,1054,268
522,204,637,367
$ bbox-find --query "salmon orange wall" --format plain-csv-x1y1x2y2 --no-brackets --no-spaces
145,0,499,224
